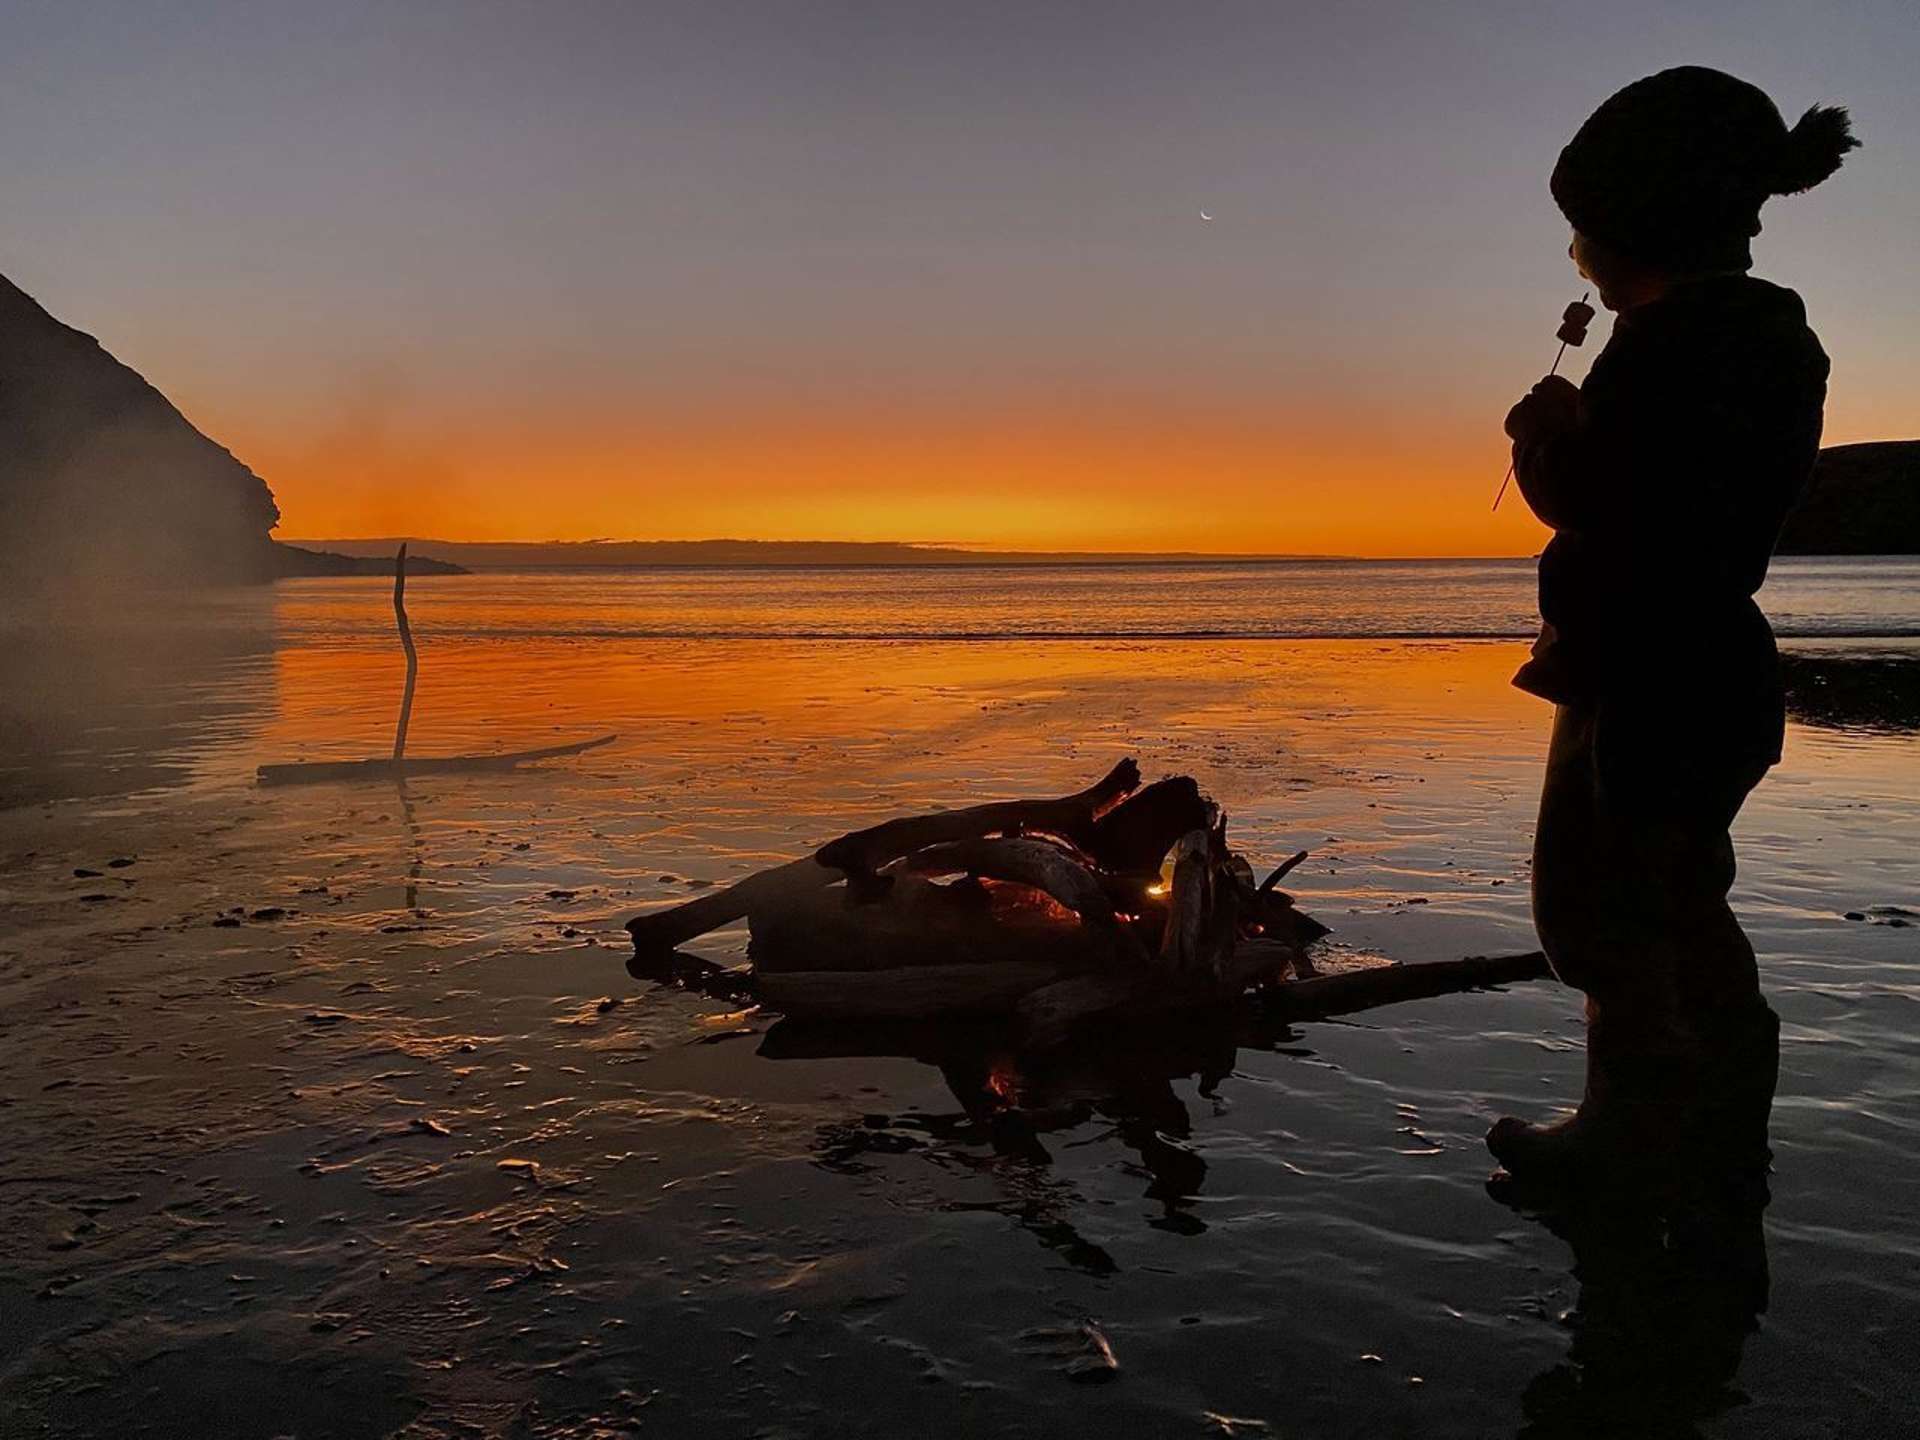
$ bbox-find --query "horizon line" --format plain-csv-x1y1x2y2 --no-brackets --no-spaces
281,534,1548,564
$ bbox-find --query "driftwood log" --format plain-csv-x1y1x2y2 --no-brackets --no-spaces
626,760,1553,1039
625,760,1156,956
258,734,616,786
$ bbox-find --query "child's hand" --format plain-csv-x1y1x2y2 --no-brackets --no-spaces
1504,375,1580,443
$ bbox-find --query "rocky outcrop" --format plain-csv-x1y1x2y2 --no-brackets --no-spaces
1777,440,1920,555
1,273,288,586
2,273,463,588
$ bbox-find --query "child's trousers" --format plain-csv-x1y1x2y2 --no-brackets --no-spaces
1530,702,1770,1035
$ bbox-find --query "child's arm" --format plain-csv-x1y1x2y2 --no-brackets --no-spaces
1505,337,1658,534
1506,376,1598,530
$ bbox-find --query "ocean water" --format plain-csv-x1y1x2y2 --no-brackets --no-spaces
0,559,1915,1437
268,555,1920,643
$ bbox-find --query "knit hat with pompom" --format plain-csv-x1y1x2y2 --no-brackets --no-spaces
1551,66,1858,272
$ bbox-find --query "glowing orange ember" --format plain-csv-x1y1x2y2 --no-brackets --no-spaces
985,1059,1021,1106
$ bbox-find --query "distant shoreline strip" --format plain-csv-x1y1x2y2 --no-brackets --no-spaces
287,627,1920,643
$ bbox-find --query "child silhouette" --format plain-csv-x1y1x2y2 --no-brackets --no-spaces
1490,67,1859,1187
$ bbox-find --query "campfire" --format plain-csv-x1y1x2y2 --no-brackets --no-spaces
626,759,1550,1039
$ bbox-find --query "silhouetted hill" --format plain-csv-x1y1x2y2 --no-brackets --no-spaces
1,273,283,586
0,273,458,588
269,544,467,579
1777,441,1920,555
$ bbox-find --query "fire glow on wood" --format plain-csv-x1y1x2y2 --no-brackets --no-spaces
625,760,1551,1042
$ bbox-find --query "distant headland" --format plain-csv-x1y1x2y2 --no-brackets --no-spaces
275,538,1348,569
1775,440,1920,556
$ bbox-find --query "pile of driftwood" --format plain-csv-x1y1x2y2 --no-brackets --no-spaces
627,760,1548,1039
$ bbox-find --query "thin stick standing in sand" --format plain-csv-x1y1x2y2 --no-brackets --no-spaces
255,544,616,786
392,543,418,762
1493,290,1593,511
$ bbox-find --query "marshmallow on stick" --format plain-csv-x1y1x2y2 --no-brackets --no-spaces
1556,297,1596,346
1493,291,1594,512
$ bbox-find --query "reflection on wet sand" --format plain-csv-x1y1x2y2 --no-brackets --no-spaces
1782,647,1920,733
1486,1036,1781,1440
0,595,280,806
396,779,423,911
1502,1181,1773,1439
766,1001,1779,1434
764,1011,1250,1267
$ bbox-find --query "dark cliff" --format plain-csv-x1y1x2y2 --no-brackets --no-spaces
1,274,462,586
1,273,287,586
1777,440,1920,556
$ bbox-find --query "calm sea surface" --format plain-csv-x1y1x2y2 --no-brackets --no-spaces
0,558,1915,1437
264,555,1920,642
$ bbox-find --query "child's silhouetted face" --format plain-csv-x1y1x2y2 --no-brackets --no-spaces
1570,231,1671,314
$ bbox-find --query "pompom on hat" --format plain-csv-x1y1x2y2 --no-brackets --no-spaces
1551,66,1859,272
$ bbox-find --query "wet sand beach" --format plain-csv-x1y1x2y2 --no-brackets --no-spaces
2,565,1916,1438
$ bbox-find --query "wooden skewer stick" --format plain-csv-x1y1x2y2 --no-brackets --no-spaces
1493,290,1590,512
392,543,418,762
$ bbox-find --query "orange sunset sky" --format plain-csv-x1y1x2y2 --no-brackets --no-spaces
4,3,1913,557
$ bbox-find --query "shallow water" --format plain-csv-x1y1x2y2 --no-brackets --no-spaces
0,571,1916,1437
167,556,1920,642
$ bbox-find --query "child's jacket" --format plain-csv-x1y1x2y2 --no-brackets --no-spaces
1512,275,1830,783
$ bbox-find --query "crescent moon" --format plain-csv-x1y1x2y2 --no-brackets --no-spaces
1200,210,1214,221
